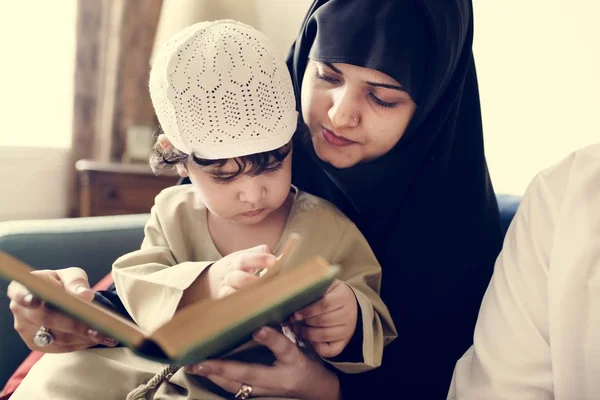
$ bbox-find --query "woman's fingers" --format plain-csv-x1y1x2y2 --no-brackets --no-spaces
186,327,303,383
204,374,271,398
185,326,340,399
52,267,95,302
11,308,94,352
10,298,118,352
187,360,270,385
7,267,94,308
253,326,303,365
13,302,96,339
7,267,115,353
32,330,98,348
12,301,116,342
7,281,42,308
186,363,271,398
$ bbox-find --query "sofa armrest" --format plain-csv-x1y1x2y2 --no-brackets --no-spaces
0,213,148,388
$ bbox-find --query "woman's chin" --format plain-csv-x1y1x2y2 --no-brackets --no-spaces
312,141,361,169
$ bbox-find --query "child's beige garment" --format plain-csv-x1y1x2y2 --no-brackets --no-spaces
12,185,396,399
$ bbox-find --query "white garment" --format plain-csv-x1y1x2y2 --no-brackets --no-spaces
448,143,600,400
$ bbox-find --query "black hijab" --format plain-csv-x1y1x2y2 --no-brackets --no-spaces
288,0,503,398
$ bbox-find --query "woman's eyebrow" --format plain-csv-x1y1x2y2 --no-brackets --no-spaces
323,62,407,92
324,62,343,74
365,81,407,92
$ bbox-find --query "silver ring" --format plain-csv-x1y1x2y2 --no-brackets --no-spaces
234,383,253,399
33,325,55,347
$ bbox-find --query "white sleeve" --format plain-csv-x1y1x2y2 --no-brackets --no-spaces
448,174,557,400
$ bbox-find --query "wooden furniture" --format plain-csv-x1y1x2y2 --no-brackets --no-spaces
75,160,180,217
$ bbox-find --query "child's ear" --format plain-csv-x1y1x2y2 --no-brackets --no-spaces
157,134,172,150
175,164,189,177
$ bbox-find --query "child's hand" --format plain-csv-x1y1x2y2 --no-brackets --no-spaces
208,245,276,299
291,279,358,358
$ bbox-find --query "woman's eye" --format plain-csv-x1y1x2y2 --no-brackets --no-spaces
316,72,340,84
368,93,399,109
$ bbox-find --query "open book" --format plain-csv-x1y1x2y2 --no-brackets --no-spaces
0,248,338,365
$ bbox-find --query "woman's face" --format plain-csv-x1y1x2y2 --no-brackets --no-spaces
301,60,417,168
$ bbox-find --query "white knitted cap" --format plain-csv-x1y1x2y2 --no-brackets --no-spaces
149,20,297,160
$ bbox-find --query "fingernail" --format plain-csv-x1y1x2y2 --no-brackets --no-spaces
255,328,267,340
195,365,210,375
86,329,99,338
75,286,88,294
23,294,33,304
102,338,119,347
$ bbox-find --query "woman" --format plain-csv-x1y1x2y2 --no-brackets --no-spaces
449,146,600,399
7,0,503,398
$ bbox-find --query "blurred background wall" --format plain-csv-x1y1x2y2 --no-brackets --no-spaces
0,0,598,221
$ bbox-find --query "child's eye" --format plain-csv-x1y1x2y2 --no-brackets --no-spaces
211,176,235,184
265,164,284,174
316,72,340,84
368,93,399,109
248,163,284,178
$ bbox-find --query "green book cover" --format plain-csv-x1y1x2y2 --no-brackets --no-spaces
0,251,338,364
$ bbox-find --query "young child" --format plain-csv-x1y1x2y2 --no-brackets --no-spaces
112,20,396,399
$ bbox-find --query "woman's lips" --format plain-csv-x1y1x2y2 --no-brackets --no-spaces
321,128,356,147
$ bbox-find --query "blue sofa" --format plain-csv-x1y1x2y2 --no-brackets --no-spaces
0,195,522,388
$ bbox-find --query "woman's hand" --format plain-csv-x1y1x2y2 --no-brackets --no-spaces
292,279,358,358
208,245,277,299
7,267,118,353
186,326,341,400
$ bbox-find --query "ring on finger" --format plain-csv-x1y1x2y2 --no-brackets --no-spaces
234,383,253,399
33,325,55,347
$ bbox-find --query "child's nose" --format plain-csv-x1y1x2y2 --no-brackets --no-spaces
239,180,266,204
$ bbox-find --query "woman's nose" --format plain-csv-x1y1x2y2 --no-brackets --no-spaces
328,89,360,128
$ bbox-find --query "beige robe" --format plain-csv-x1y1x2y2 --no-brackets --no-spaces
448,144,600,399
13,185,396,400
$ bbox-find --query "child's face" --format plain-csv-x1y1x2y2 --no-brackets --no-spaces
177,152,293,225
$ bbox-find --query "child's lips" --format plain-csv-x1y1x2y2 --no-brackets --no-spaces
241,208,266,217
